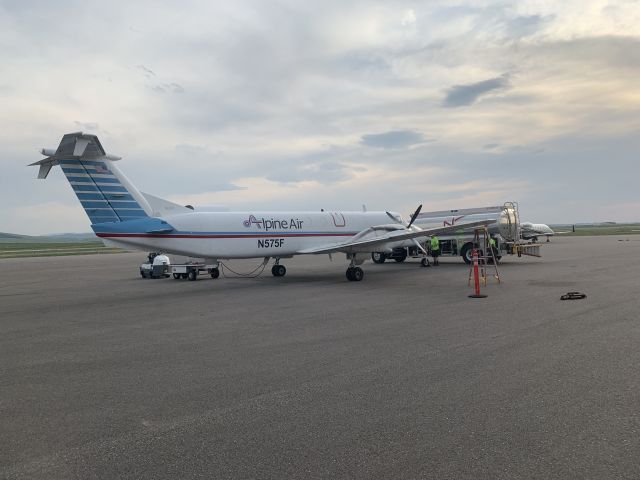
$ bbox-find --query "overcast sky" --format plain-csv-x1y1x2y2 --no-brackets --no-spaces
1,0,639,235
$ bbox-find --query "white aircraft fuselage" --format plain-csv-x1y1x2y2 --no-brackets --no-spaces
521,222,554,241
98,211,402,259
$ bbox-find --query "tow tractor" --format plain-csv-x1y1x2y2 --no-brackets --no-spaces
140,253,220,281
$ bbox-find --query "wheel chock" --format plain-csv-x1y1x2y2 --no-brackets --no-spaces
560,292,587,300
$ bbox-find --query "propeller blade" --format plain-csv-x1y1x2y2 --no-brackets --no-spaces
406,204,423,229
386,211,402,224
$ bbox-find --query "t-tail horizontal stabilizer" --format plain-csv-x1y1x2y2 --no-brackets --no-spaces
30,132,122,179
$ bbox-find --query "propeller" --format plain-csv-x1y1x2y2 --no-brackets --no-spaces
386,204,423,229
406,204,423,229
385,211,403,224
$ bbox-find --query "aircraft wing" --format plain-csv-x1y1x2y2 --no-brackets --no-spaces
297,219,492,255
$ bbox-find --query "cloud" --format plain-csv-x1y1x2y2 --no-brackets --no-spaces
443,74,511,107
74,121,100,131
401,9,416,27
149,82,185,94
1,1,640,234
166,83,185,94
136,64,156,77
361,130,426,149
136,64,185,94
507,15,550,38
265,160,355,184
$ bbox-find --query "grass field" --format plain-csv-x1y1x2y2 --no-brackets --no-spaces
551,223,640,236
0,242,123,259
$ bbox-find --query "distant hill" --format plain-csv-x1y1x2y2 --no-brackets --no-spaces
0,232,98,243
0,232,29,240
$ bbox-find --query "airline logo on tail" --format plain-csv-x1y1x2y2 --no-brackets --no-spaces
443,215,464,227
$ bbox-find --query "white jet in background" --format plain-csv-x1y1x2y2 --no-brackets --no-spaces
521,222,555,242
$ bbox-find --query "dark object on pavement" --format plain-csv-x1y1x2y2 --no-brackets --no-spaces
561,292,587,300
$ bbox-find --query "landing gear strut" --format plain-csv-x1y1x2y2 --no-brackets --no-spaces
346,255,364,281
271,258,286,277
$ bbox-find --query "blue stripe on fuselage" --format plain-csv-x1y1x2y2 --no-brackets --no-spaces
91,217,173,234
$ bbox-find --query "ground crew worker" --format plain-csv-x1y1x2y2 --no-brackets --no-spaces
430,235,440,266
489,236,498,259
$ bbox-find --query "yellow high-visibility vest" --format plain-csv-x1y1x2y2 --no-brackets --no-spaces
431,236,439,249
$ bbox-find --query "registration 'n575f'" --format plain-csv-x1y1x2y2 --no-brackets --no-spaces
258,238,285,248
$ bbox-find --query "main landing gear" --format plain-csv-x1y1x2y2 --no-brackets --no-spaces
346,266,364,281
346,254,364,282
271,258,286,277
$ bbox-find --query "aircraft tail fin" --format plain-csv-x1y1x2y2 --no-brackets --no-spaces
31,132,153,224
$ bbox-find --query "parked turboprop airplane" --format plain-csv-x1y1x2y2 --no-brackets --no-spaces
31,132,490,281
521,222,555,242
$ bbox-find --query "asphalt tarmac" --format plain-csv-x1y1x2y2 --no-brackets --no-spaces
1,235,639,479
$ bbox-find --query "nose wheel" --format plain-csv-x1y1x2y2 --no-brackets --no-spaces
346,266,364,281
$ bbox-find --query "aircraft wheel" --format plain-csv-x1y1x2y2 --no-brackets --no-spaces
461,243,474,265
346,267,354,281
210,268,220,279
188,270,198,281
462,245,482,265
371,252,386,264
394,250,407,262
421,258,430,267
173,273,181,279
352,267,364,281
271,265,286,277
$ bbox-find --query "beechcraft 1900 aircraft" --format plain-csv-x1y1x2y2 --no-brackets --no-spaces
32,132,490,282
